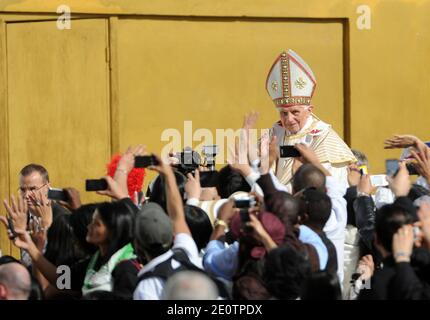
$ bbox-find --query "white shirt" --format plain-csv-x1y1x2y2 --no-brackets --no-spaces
323,176,348,285
133,233,202,300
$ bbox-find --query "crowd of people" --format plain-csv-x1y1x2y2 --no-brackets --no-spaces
1,49,429,301
0,123,429,300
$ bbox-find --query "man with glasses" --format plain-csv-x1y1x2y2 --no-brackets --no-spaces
14,164,69,267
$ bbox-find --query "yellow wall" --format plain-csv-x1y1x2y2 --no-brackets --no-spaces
0,0,429,255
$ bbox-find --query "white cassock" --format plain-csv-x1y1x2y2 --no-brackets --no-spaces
269,113,355,194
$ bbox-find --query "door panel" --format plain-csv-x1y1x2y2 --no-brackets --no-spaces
5,19,111,255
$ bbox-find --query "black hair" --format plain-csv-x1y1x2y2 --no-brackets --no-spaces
216,165,251,199
265,191,300,225
97,201,136,263
298,188,332,229
184,205,213,251
301,271,342,300
375,203,414,252
408,184,430,202
0,255,20,265
149,170,187,212
44,213,81,266
69,203,99,256
263,246,311,300
292,164,326,194
19,163,49,183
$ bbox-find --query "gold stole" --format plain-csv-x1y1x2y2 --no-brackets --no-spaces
274,121,356,186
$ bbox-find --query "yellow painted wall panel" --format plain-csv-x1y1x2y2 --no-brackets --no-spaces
6,19,111,217
117,18,344,183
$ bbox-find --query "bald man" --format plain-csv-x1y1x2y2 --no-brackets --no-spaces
0,262,32,300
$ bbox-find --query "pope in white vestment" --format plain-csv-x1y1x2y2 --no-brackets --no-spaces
265,49,356,193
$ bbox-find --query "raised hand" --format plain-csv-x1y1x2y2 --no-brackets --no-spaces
357,174,374,195
96,176,129,200
347,163,361,187
384,134,420,149
259,131,271,174
117,145,146,175
0,217,33,251
147,153,173,177
410,143,430,183
392,225,414,263
3,195,28,231
387,161,411,197
185,170,201,200
29,189,53,230
59,187,82,211
242,111,259,130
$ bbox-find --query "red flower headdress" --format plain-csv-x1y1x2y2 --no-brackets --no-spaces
106,154,145,202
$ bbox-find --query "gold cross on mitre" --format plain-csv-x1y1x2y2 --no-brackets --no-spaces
295,77,307,89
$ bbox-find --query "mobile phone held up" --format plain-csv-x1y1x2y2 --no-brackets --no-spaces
386,159,419,176
370,175,389,187
47,188,68,201
7,217,17,239
199,171,220,188
85,179,108,191
385,159,399,177
134,155,159,168
279,145,301,158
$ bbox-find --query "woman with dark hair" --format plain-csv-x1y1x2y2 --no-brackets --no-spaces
148,170,187,212
80,201,137,296
184,205,213,253
69,203,99,256
44,213,85,266
1,199,140,299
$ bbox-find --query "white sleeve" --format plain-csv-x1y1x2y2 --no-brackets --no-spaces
245,171,264,197
173,233,200,259
323,175,347,285
321,163,348,196
186,198,200,206
324,176,348,232
133,279,164,300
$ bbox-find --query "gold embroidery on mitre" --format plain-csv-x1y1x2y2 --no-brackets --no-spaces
295,77,307,89
271,81,279,92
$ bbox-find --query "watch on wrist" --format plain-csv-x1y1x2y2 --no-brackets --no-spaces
214,219,228,229
357,191,370,197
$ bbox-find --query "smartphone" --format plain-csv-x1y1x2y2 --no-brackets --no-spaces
7,217,17,239
239,208,251,223
280,145,301,158
234,196,257,209
199,171,219,188
47,188,68,201
358,165,368,175
386,159,399,177
85,179,108,191
370,175,389,187
134,155,159,168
